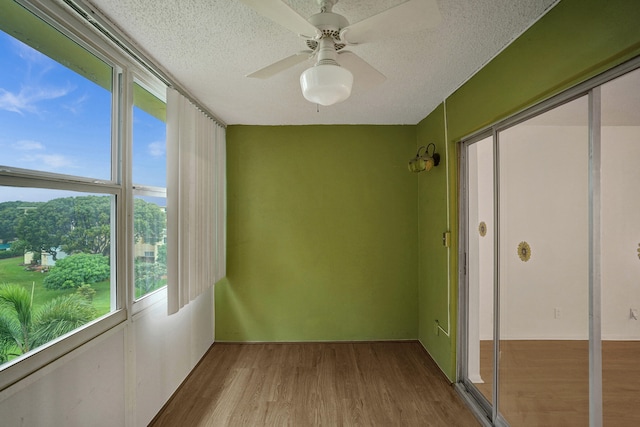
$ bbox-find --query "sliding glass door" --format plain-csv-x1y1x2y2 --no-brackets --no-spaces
497,96,590,426
460,63,640,426
466,135,494,408
599,69,640,426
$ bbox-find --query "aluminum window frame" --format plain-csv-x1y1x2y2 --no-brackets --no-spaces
0,0,168,390
457,54,640,426
130,74,168,312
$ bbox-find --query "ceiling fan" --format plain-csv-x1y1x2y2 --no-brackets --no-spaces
239,0,442,106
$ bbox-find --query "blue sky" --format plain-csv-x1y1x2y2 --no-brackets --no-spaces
0,30,166,203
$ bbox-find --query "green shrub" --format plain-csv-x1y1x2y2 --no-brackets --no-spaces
0,250,17,260
76,284,96,302
43,253,110,290
134,260,166,296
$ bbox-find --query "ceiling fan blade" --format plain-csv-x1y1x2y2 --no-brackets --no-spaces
340,0,441,45
338,51,386,92
238,0,320,38
246,51,314,79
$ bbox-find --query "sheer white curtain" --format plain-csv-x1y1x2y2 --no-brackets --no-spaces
166,87,226,315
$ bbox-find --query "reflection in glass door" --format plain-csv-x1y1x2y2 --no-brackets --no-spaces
466,135,494,407
461,63,640,426
497,96,589,426
600,68,640,425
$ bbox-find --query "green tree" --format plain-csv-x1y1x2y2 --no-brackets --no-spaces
156,244,167,266
134,259,167,296
16,197,78,259
134,199,166,245
0,284,96,363
16,196,111,257
0,201,41,243
43,253,110,290
16,196,165,258
64,196,112,256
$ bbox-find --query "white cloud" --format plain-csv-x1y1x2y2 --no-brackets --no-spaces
148,141,165,157
0,85,72,115
62,93,89,114
13,140,45,151
12,140,75,170
38,154,74,169
18,153,74,169
11,37,50,65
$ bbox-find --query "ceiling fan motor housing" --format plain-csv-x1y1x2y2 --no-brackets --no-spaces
300,3,353,106
308,11,348,38
306,11,349,51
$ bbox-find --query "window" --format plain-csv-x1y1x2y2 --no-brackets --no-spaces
0,4,120,378
0,2,112,180
0,0,130,387
132,82,167,301
0,0,222,390
0,188,116,365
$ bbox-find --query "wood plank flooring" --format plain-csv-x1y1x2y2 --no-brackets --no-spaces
474,340,640,426
150,342,480,426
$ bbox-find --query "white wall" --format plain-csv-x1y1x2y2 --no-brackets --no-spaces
601,126,640,340
467,137,494,382
0,287,214,427
498,123,590,340
473,124,640,341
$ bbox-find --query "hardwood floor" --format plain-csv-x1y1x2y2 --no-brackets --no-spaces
473,340,640,426
150,342,480,426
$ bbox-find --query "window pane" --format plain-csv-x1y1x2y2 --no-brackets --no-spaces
0,13,112,180
133,82,166,300
0,187,115,366
497,96,589,425
133,83,166,188
466,135,494,405
600,67,640,425
133,195,166,299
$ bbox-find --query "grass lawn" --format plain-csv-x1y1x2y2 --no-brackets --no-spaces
0,256,111,317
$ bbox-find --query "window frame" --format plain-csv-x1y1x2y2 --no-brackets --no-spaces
0,0,167,390
456,54,640,425
129,73,168,313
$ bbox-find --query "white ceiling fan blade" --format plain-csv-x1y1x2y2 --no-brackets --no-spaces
338,51,386,92
246,51,314,79
238,0,320,38
340,0,441,45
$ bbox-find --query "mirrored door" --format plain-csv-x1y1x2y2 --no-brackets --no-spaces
461,61,640,427
465,135,495,407
497,96,590,426
599,67,640,425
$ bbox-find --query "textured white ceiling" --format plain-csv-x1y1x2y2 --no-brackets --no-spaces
87,0,558,125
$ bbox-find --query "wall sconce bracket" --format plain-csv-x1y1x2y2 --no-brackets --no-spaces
408,143,440,173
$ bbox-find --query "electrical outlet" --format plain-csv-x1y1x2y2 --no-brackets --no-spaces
554,308,561,319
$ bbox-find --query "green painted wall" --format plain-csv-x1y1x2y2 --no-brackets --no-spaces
216,125,418,341
416,104,455,376
446,0,640,142
418,0,640,381
0,0,112,90
215,0,640,379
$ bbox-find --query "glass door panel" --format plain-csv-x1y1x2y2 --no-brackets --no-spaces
497,96,590,426
600,67,640,426
466,135,495,405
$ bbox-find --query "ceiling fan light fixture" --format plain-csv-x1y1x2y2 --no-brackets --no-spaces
300,64,353,106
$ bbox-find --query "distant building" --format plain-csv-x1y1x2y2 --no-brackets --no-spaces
24,249,68,266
